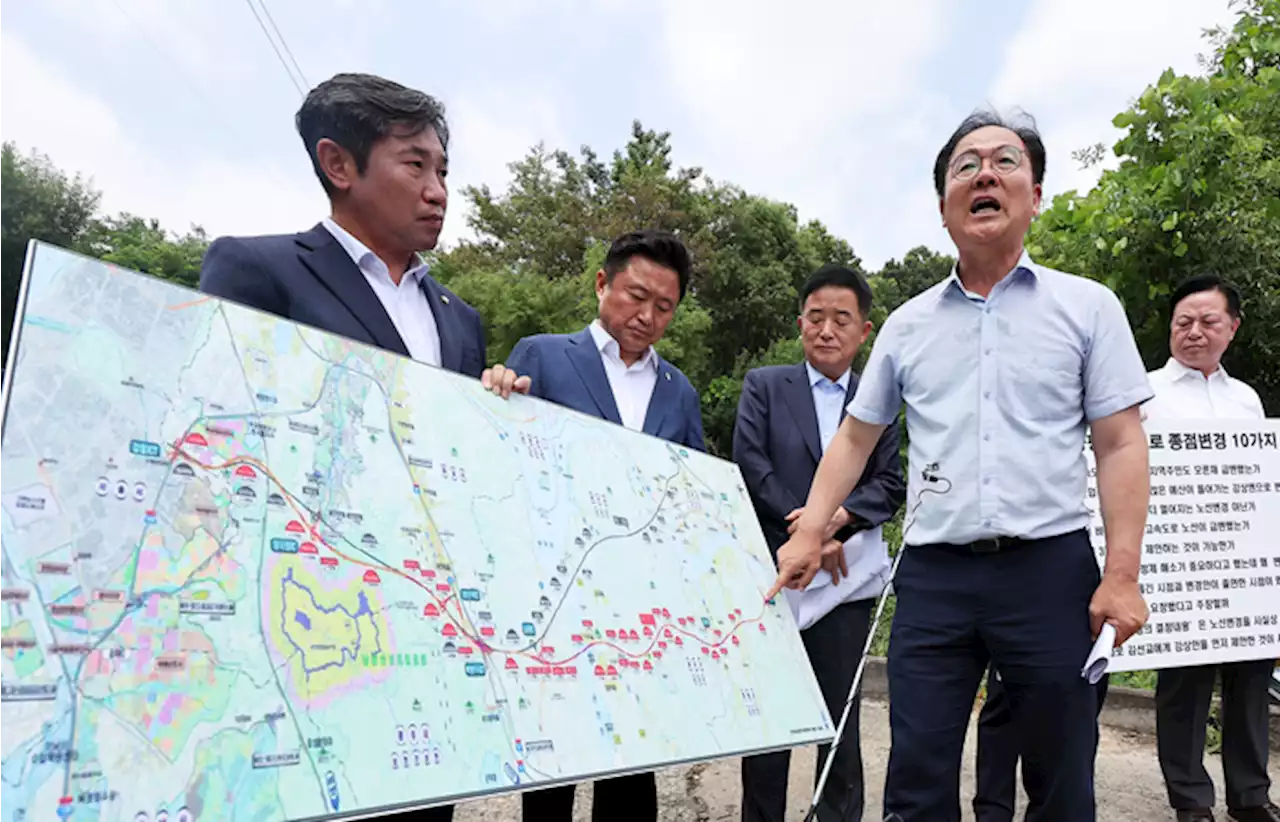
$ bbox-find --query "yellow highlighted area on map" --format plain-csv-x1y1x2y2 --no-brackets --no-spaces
266,559,392,708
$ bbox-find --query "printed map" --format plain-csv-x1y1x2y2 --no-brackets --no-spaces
0,243,831,822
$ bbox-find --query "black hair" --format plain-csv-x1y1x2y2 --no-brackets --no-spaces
603,230,692,300
1170,274,1242,319
296,72,450,196
933,108,1046,197
799,265,873,319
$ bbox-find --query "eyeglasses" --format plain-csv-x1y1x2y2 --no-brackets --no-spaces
949,144,1025,181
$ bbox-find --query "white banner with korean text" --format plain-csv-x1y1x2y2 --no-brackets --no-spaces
1085,418,1280,672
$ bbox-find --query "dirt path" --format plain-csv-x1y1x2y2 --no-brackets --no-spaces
452,696,1278,821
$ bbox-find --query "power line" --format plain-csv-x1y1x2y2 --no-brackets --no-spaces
256,0,309,89
243,0,306,98
104,0,300,191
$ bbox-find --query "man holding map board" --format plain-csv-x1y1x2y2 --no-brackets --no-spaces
1142,275,1276,822
199,71,526,822
199,73,528,404
487,228,705,821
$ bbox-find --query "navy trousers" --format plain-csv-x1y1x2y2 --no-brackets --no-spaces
883,529,1102,822
973,666,1110,821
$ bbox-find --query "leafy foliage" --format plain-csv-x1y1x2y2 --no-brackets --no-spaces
1028,0,1280,413
1,142,209,367
81,215,210,290
436,121,920,455
2,143,101,363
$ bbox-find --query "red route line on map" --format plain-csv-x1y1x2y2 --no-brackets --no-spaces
171,444,771,671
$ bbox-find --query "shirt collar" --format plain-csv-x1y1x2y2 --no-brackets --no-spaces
941,248,1038,304
322,217,429,285
805,361,850,391
1162,356,1227,383
589,320,658,371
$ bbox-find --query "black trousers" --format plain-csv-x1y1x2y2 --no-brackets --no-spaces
882,530,1101,822
741,598,875,822
521,772,657,821
973,666,1110,822
1156,659,1276,810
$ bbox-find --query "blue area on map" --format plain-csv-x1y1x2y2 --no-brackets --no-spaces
279,568,379,676
23,316,75,333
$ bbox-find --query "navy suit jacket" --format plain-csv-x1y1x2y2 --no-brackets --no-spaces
197,223,487,378
733,362,905,557
506,327,706,452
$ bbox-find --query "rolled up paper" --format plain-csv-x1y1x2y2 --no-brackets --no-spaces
1082,623,1117,684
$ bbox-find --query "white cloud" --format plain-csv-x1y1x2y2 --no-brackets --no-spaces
989,0,1238,201
1,32,324,240
658,0,959,267
44,0,260,85
438,92,568,249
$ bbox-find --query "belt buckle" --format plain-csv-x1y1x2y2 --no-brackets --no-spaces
972,537,1003,554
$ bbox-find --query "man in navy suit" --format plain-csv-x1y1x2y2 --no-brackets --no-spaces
199,73,523,822
490,228,703,820
199,72,526,400
733,264,905,822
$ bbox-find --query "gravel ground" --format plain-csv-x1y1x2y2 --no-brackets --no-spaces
452,696,1279,821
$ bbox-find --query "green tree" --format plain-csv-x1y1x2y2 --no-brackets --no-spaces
872,245,955,315
1029,0,1280,412
438,121,867,456
1,143,101,363
80,215,209,290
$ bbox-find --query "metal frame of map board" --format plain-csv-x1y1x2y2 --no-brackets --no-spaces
0,240,834,821
0,236,38,440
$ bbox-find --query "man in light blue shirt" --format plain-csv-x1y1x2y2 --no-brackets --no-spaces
765,109,1154,822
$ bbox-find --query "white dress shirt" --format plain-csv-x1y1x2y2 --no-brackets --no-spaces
784,362,891,630
588,320,658,431
1142,357,1265,421
322,218,442,367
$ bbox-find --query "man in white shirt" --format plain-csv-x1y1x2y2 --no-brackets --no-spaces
733,265,906,821
1145,276,1277,822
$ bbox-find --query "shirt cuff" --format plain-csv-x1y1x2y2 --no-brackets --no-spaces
1085,386,1156,423
845,400,898,427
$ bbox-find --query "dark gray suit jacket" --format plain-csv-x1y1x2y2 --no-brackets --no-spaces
733,362,905,557
198,223,486,378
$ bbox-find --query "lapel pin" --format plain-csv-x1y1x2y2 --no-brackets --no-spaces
665,372,671,381
440,294,450,304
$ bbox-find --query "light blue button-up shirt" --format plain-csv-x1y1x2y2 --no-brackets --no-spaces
806,362,851,451
847,251,1152,547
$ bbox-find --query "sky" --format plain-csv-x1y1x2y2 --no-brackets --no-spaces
1,0,1239,270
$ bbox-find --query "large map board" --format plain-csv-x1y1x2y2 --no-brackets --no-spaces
1084,419,1280,672
0,243,831,822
